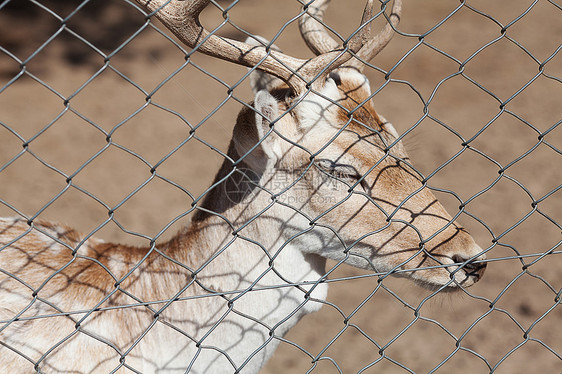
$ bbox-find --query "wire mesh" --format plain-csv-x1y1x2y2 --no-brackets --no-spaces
0,0,560,373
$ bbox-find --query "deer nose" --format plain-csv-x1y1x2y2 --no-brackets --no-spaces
452,254,487,282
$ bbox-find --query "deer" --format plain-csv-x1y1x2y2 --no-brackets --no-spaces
0,0,487,373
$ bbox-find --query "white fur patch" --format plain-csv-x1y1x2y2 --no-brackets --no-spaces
294,77,341,130
335,68,371,90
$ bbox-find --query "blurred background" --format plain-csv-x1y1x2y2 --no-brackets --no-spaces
0,0,560,372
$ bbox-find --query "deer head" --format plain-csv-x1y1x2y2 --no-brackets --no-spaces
136,0,486,289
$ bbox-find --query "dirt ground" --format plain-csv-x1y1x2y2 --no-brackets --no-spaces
0,0,560,373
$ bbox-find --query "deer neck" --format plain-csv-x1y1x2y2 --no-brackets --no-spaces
163,140,328,308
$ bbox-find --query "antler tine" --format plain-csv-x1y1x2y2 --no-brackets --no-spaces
349,0,402,69
358,0,375,47
294,0,385,88
134,0,310,94
299,0,402,71
298,0,339,55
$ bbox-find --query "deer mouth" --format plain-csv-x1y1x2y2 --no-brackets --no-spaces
449,255,487,287
406,255,487,292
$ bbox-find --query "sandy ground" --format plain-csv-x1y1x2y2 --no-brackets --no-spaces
0,0,560,373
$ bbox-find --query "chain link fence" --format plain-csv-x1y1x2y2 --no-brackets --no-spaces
0,0,560,373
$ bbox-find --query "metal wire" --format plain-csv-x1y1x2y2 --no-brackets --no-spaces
0,0,560,373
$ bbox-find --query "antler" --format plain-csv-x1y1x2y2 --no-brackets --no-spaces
134,0,304,93
299,0,402,70
134,0,399,94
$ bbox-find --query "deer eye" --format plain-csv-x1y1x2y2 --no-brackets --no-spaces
316,159,360,181
328,72,342,86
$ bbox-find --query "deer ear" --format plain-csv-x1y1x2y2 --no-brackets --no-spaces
245,36,285,94
250,70,285,94
233,89,283,171
253,89,284,161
